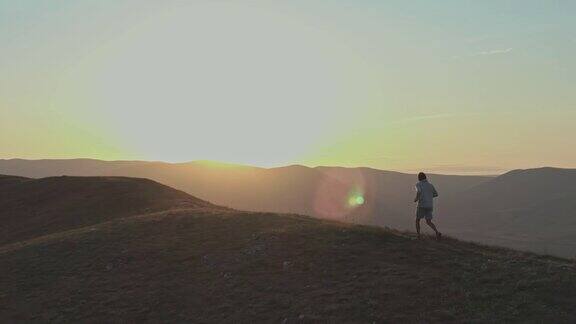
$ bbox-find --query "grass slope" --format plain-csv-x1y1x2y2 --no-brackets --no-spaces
0,175,213,245
1,209,575,323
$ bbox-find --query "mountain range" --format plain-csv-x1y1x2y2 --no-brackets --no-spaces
0,158,574,258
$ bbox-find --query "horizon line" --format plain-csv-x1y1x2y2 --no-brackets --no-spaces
2,157,574,177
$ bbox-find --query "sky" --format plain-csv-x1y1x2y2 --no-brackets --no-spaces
1,0,575,174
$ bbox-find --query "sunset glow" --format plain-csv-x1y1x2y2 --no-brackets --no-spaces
2,1,575,174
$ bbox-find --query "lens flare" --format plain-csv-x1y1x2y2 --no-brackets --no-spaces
348,188,365,208
348,197,356,206
313,168,372,221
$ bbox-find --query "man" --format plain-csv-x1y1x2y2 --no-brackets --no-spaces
414,172,442,240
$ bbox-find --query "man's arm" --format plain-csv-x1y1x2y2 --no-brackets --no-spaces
432,185,438,198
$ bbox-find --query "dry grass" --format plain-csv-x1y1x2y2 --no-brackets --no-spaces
1,209,575,323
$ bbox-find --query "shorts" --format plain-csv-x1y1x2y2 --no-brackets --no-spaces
416,207,433,220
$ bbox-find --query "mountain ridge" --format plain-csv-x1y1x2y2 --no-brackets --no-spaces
1,159,575,258
0,175,215,246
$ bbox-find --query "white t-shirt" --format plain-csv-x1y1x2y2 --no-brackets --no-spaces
415,180,438,208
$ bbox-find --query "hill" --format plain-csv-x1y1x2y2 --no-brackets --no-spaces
441,167,576,258
0,158,490,227
1,175,575,322
2,159,575,258
0,175,213,245
1,208,576,322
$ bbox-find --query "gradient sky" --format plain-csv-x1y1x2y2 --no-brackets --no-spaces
1,0,575,174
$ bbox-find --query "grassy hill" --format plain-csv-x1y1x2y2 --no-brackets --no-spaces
2,159,575,258
0,175,213,245
1,176,575,322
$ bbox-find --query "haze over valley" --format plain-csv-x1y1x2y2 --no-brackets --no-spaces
1,159,574,258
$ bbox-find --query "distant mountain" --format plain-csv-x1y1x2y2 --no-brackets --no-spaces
2,159,575,258
0,159,490,229
0,175,212,245
0,176,575,322
441,167,576,258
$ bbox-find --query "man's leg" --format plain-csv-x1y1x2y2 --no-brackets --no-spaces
415,208,424,238
425,219,442,239
425,219,438,234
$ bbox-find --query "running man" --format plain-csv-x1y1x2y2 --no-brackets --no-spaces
414,172,442,240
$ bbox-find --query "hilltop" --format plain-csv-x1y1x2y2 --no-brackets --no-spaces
0,175,213,245
1,176,575,322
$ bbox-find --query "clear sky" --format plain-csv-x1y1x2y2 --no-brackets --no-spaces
1,0,575,174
